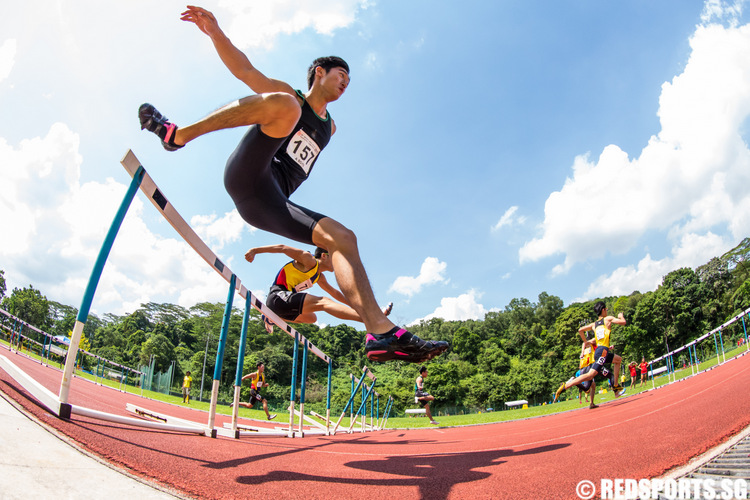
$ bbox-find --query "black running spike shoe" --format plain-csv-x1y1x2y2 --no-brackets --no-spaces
138,103,183,151
365,327,449,363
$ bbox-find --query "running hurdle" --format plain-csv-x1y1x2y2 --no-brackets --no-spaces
0,307,140,390
0,149,333,438
331,366,378,434
646,304,750,389
116,149,333,438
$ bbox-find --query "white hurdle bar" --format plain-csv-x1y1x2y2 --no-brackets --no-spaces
0,150,333,439
121,150,332,438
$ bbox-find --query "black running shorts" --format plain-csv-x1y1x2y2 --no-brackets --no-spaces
248,388,264,405
415,390,431,407
224,126,326,245
590,345,614,375
266,289,307,321
576,365,593,392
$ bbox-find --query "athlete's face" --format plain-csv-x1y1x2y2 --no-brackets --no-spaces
319,252,333,272
317,66,350,100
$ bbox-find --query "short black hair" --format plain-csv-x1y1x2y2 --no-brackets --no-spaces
594,301,606,316
419,365,427,374
314,247,328,259
256,361,264,368
307,56,349,89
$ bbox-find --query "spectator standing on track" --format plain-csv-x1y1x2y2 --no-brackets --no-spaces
639,358,648,387
629,361,638,389
236,362,276,421
415,366,439,425
182,371,192,404
245,244,392,332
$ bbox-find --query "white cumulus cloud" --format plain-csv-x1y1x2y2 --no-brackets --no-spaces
0,124,234,315
219,0,368,49
576,232,729,301
410,290,488,324
191,210,251,250
519,21,750,279
389,257,448,297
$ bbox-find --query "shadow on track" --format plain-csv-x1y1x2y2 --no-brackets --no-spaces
236,443,570,500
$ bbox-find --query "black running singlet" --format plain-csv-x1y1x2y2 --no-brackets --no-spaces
224,90,333,245
272,90,333,197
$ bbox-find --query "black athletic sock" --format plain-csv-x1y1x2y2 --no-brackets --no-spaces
369,326,402,338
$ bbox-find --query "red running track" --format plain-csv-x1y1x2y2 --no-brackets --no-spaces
1,350,749,500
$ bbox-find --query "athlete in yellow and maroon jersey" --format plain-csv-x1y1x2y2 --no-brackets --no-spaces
554,301,627,403
272,259,321,293
237,362,276,420
245,244,393,325
579,340,596,370
593,318,612,348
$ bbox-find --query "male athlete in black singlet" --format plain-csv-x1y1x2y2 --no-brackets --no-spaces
139,6,447,363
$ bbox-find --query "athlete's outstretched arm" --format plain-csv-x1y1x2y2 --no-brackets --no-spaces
607,312,627,327
577,322,594,343
181,6,294,95
316,274,351,306
244,244,317,268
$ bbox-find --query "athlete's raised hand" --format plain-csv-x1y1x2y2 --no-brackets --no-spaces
244,248,258,263
181,5,222,38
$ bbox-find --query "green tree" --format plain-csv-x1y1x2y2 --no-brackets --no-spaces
730,278,750,312
3,285,51,330
427,360,475,407
477,342,511,375
453,326,481,364
0,269,6,302
535,292,564,329
139,333,176,372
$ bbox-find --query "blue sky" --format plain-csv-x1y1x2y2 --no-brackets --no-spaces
2,0,750,329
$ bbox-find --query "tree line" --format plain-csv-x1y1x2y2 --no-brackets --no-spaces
1,237,749,415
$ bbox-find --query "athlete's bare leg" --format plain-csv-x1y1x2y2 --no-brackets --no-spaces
564,369,597,391
295,296,393,324
420,395,438,424
262,399,273,419
312,218,393,334
588,382,598,409
613,355,622,385
425,403,436,422
173,93,301,146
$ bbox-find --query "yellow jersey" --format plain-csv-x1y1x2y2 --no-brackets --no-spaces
593,318,611,347
579,343,596,369
249,371,265,390
183,375,192,388
273,260,320,292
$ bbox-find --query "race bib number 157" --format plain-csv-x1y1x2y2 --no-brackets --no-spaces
286,129,320,174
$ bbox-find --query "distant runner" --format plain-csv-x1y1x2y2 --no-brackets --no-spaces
554,301,626,402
